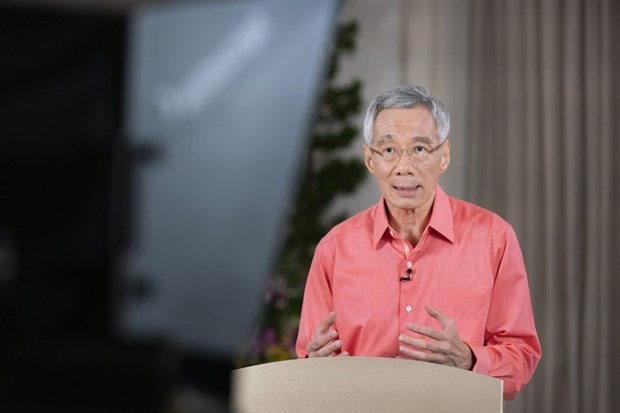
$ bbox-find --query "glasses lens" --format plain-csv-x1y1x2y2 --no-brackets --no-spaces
412,149,428,162
383,150,398,162
374,144,436,163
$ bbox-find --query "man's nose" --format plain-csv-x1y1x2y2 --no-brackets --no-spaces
394,149,416,174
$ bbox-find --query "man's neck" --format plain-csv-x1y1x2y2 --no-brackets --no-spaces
386,202,434,247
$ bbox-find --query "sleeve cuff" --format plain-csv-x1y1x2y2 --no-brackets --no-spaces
469,344,490,375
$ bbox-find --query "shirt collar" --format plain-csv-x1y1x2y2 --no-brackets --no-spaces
372,198,391,248
372,184,455,248
428,185,455,243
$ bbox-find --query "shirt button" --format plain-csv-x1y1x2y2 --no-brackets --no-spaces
406,261,412,268
405,305,412,312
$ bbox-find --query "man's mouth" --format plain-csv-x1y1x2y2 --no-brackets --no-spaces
393,185,420,197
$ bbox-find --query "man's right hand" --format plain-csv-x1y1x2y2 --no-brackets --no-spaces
305,311,349,357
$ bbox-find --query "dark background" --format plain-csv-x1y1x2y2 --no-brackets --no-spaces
0,0,339,410
0,4,188,411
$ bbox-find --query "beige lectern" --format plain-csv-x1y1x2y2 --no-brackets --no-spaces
231,356,503,413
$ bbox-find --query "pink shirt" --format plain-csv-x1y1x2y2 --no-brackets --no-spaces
296,185,541,400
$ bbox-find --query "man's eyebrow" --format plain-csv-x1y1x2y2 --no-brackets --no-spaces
412,136,433,144
375,135,395,144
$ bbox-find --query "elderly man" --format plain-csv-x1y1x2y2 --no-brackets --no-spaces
296,85,541,400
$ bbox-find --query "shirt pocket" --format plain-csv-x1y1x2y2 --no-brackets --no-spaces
431,290,489,346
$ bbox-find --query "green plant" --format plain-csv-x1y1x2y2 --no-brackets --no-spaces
237,20,366,366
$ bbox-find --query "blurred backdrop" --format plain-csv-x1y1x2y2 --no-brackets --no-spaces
0,0,618,412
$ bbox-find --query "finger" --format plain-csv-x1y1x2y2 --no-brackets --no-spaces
399,336,450,355
406,322,445,341
316,311,337,335
402,324,472,369
425,304,453,331
306,312,338,353
308,339,342,358
306,328,338,353
399,345,448,364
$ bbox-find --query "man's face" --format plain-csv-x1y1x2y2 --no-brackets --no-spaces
363,107,450,215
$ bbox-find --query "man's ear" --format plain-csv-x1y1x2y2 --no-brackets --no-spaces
439,139,451,173
363,145,376,175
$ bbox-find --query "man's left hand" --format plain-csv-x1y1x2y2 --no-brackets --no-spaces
398,304,474,370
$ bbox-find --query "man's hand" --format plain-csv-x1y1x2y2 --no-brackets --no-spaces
306,311,349,358
398,304,474,370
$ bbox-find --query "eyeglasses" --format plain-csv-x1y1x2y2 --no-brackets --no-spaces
368,139,447,163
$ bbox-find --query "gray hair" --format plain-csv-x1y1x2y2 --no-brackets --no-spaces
363,85,450,145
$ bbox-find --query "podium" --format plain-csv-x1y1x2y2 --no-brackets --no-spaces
231,357,503,413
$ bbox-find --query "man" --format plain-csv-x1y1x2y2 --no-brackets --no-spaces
296,85,541,400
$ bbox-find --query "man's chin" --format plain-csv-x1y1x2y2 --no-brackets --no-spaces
385,197,424,213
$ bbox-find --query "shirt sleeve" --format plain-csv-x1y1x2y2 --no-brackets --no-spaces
295,239,334,358
469,225,542,400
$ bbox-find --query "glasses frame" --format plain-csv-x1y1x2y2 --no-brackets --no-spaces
367,138,447,163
